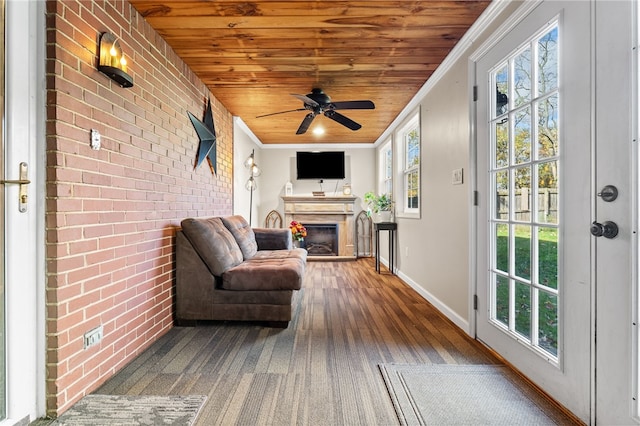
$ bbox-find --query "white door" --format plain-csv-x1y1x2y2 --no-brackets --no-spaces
474,1,592,420
0,0,5,419
5,0,46,422
592,1,637,423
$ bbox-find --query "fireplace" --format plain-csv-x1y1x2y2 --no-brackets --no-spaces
282,195,357,259
304,224,339,256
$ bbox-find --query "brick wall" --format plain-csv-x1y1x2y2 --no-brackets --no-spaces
45,0,233,415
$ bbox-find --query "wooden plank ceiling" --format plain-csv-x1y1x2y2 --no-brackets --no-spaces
129,1,491,145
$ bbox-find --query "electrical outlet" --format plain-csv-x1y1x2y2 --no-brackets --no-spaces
452,168,463,185
405,247,409,257
84,325,103,349
90,129,101,150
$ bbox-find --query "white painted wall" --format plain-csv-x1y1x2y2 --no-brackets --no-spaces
397,62,472,323
255,147,375,227
233,118,262,226
232,119,377,228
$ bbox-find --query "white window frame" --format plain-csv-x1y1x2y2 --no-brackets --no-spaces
378,138,393,196
395,110,421,219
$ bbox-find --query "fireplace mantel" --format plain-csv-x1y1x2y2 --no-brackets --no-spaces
282,195,357,259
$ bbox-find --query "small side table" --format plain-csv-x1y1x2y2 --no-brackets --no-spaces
375,222,397,274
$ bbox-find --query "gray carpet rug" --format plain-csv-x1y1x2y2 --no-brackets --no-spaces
379,364,574,425
50,394,207,425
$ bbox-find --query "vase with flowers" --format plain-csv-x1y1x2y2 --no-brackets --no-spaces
364,192,394,223
289,221,307,248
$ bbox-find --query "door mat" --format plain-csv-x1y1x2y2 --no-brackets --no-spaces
50,394,207,425
379,364,576,425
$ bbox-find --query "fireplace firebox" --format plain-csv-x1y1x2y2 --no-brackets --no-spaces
304,224,339,256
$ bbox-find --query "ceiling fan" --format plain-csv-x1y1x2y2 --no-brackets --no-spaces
257,88,375,134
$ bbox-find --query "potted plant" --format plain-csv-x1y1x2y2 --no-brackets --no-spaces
364,192,394,223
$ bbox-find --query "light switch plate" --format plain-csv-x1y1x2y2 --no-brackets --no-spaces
452,168,463,185
90,129,101,150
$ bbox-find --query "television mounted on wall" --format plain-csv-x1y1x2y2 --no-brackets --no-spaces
296,151,345,180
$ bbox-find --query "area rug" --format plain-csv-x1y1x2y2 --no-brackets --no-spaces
50,394,207,425
379,364,574,425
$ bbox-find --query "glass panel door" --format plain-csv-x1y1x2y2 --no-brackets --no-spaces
488,24,560,360
475,1,592,420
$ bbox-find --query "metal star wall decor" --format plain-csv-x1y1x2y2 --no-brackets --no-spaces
187,99,217,175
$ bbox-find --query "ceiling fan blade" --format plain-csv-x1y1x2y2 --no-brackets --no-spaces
291,93,319,107
330,100,375,110
256,108,306,118
296,113,316,134
324,111,361,131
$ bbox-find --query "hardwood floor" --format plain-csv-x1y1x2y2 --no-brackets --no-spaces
96,258,569,425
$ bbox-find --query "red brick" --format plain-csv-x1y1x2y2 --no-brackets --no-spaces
53,310,85,339
67,289,102,314
68,239,98,256
66,212,101,226
83,224,115,239
48,255,85,274
47,0,233,417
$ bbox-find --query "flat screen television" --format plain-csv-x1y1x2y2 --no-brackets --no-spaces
296,151,345,180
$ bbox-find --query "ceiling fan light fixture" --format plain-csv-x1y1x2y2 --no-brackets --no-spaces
257,88,375,135
312,126,325,135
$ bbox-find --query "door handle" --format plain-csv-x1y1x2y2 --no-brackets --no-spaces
590,221,619,239
1,162,30,212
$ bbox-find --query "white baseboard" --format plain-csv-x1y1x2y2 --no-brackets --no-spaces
381,262,471,335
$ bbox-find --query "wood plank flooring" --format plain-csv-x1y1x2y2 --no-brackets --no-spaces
96,258,569,425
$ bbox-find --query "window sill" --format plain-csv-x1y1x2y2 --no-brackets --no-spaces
395,211,420,220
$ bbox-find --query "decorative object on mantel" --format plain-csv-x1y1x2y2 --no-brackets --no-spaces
187,99,217,175
364,192,394,223
313,178,325,196
244,149,261,225
97,32,133,88
289,221,307,248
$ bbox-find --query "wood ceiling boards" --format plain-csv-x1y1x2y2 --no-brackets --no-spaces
128,1,491,145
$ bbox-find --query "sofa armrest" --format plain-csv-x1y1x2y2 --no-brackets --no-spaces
253,227,292,250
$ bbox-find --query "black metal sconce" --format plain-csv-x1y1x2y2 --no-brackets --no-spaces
98,32,133,88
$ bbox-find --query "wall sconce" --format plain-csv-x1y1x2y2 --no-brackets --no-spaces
98,32,133,88
244,149,261,225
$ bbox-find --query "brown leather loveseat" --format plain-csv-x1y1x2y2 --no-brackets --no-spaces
176,215,307,327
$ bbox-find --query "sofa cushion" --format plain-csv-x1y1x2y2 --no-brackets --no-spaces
221,215,258,259
181,217,244,276
252,248,307,262
253,227,292,250
222,256,305,291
